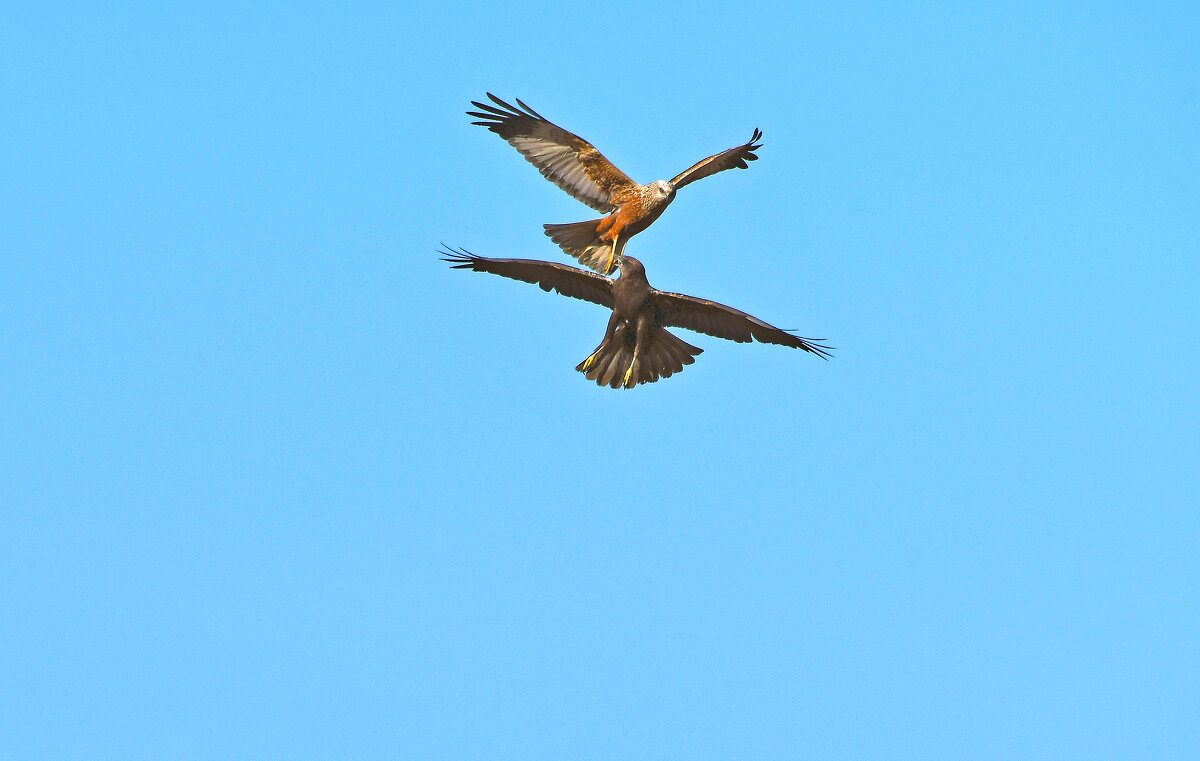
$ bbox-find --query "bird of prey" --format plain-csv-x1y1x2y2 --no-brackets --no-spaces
468,94,763,276
442,246,831,389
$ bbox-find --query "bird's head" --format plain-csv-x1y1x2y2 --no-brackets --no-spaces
617,256,644,277
651,179,676,201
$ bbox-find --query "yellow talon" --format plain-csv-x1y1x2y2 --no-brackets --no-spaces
622,365,635,388
582,352,598,370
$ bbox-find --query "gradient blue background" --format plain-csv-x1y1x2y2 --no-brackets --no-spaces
4,2,1198,758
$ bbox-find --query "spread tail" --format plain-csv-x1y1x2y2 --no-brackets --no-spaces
544,219,622,275
576,325,702,389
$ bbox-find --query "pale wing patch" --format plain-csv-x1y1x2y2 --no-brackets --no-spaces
470,95,634,213
510,136,615,212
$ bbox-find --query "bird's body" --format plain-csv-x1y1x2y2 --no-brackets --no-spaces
442,248,832,389
597,181,674,250
576,255,699,388
610,256,653,320
468,95,762,275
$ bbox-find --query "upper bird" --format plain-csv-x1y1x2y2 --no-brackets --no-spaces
468,94,763,276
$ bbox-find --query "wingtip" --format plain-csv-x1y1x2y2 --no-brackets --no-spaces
513,96,545,120
438,243,479,268
807,340,835,360
486,92,521,114
780,327,834,359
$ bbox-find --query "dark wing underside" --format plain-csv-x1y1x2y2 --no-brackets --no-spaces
441,246,615,309
668,128,763,191
652,287,833,358
467,94,635,213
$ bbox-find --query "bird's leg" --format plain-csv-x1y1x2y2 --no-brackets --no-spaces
604,231,619,276
621,346,639,388
583,314,622,372
594,210,622,275
581,347,601,371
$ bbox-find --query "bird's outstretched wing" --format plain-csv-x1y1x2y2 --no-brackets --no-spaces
468,94,635,213
441,246,615,309
668,129,763,191
653,287,833,358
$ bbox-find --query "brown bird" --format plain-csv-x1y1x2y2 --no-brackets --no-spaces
442,246,832,389
468,94,763,276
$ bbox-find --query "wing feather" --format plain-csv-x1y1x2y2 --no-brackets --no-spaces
468,94,635,213
668,129,763,191
653,287,832,358
441,246,614,309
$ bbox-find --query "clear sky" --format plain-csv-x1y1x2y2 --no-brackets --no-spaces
3,2,1198,759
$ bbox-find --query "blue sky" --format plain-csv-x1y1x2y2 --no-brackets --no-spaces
3,2,1198,758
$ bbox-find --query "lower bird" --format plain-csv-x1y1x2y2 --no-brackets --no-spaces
441,246,832,389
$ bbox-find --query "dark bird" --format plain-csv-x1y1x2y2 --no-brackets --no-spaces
468,94,762,275
442,247,832,389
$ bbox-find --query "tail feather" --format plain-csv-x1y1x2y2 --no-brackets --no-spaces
648,328,701,382
575,325,703,389
599,348,627,388
544,219,620,274
598,334,631,389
